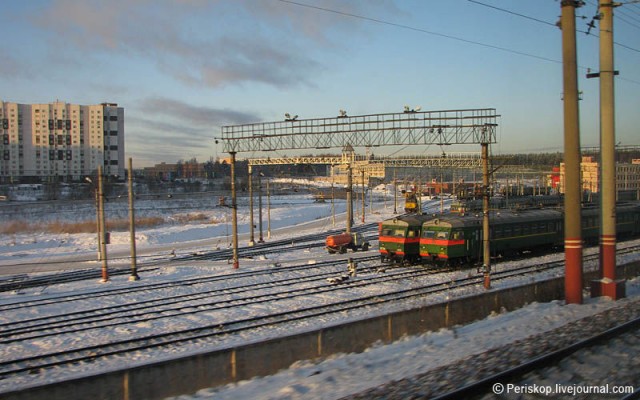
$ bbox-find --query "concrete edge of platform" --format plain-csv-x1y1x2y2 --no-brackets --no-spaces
4,260,640,400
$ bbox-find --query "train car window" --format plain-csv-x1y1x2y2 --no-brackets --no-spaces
381,229,393,236
394,229,405,237
452,231,464,240
423,230,436,238
407,230,415,238
436,231,449,239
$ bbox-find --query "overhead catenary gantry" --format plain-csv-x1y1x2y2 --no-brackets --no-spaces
221,108,498,153
219,108,500,270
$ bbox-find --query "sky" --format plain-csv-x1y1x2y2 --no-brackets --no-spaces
0,0,639,167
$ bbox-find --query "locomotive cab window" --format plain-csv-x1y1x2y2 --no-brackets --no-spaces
394,229,405,237
381,228,393,236
436,231,449,239
423,230,435,238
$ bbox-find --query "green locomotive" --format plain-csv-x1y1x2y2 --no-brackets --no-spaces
378,214,431,264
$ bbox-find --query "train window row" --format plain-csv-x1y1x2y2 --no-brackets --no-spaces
422,230,450,239
492,221,557,238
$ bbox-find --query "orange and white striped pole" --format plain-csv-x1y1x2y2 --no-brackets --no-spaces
560,1,583,304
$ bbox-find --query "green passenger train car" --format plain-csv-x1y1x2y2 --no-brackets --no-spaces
419,209,563,265
419,203,640,265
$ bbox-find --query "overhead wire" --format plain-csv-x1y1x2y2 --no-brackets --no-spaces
277,0,640,85
468,0,640,52
277,0,564,66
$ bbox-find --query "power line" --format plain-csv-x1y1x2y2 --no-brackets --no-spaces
469,0,640,52
277,0,640,85
278,0,563,65
467,0,557,27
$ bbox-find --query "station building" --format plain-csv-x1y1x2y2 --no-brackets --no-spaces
0,100,124,183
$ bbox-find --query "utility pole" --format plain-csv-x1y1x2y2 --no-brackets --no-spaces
127,158,139,281
560,0,584,304
346,163,353,233
331,181,336,227
591,0,625,299
481,140,491,289
393,169,397,214
230,152,239,269
361,168,365,223
98,166,109,283
258,171,264,243
248,164,255,246
266,179,271,239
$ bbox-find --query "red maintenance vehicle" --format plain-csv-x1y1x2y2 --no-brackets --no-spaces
325,232,370,254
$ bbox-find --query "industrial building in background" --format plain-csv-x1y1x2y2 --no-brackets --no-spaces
0,100,124,183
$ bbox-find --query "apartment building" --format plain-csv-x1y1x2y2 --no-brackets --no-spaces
0,100,124,182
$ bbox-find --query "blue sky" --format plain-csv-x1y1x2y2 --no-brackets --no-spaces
1,0,638,167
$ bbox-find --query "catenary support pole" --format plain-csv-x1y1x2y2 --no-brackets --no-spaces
393,169,397,214
266,179,271,239
361,169,365,223
346,163,353,234
481,142,491,289
592,0,624,299
248,164,255,246
94,179,102,261
258,171,264,243
128,158,139,281
560,0,584,304
230,152,239,269
98,166,109,283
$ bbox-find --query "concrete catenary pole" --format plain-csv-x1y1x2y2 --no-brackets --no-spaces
230,152,239,269
98,166,109,283
248,164,255,246
481,141,491,289
128,158,139,281
258,171,264,243
560,0,584,304
346,163,353,234
267,179,272,239
361,168,366,223
593,0,624,299
94,179,102,261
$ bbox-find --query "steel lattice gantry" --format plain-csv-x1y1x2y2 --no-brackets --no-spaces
221,108,499,153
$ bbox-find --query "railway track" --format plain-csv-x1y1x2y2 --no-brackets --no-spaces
0,223,380,293
433,317,640,399
3,243,637,387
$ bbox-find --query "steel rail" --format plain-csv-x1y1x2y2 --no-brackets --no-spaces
432,316,640,400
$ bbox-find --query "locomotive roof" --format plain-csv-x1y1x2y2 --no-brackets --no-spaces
381,214,431,226
422,208,564,228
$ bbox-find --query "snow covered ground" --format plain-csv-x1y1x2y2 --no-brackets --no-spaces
1,186,639,399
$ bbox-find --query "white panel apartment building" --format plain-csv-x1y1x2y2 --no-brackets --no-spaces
0,100,124,182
